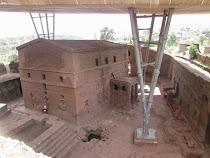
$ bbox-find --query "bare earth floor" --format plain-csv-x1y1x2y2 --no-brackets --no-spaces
0,77,210,158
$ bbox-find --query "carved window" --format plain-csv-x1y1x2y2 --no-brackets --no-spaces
27,73,31,78
60,76,63,82
113,56,116,62
96,58,99,66
105,57,108,64
42,74,46,80
122,86,126,91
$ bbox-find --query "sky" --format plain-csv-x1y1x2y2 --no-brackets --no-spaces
0,12,210,39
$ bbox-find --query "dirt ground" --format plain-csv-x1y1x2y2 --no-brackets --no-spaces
1,77,210,158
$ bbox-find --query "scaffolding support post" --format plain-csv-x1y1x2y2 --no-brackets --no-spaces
129,7,147,133
30,13,39,38
30,13,55,40
129,7,174,143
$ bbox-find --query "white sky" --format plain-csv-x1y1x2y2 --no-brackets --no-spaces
0,12,210,39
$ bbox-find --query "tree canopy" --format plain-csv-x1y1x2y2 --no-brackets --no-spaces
167,32,178,47
202,30,210,46
199,36,207,45
100,27,115,41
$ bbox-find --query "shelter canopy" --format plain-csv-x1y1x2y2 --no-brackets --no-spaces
0,0,210,14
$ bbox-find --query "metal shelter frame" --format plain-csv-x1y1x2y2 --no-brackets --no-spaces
30,13,55,40
129,7,174,140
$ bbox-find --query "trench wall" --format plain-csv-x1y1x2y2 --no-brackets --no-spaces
197,53,210,65
128,47,210,140
0,77,22,102
164,54,210,141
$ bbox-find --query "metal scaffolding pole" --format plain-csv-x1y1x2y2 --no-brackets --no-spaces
30,13,55,40
129,8,147,133
39,13,45,38
129,7,174,142
30,13,39,38
45,14,50,39
145,9,173,135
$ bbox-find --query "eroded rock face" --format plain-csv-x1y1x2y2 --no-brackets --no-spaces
0,78,22,102
9,61,19,73
0,63,6,75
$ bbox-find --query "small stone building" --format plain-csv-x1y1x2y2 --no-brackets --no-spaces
179,44,189,52
110,77,138,110
17,38,128,123
204,47,210,54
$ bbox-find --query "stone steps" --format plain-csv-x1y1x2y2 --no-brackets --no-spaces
42,128,73,156
57,135,80,158
51,133,79,158
35,124,67,152
32,123,80,158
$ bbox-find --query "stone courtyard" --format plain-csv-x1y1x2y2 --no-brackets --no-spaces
0,37,210,158
0,53,210,157
0,76,208,158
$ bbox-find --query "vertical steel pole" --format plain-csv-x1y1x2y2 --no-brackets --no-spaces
30,13,39,38
45,14,50,39
129,8,147,133
145,8,174,134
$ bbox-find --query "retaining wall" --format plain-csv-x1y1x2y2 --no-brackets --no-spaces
165,54,210,142
197,53,210,65
0,74,22,102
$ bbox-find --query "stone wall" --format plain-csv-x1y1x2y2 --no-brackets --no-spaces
0,77,22,102
204,47,210,54
164,54,210,142
0,63,6,75
128,49,210,142
179,44,188,52
128,46,172,77
9,62,19,73
128,46,156,77
197,53,210,65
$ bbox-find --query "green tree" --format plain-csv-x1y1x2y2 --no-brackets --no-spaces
202,30,210,46
189,45,198,60
100,27,115,41
167,32,178,47
8,53,19,62
199,36,207,45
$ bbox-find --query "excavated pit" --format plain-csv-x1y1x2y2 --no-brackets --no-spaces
82,129,102,142
7,119,51,144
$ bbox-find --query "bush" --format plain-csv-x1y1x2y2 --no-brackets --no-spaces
189,45,198,60
176,51,182,54
183,51,186,55
8,53,19,62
